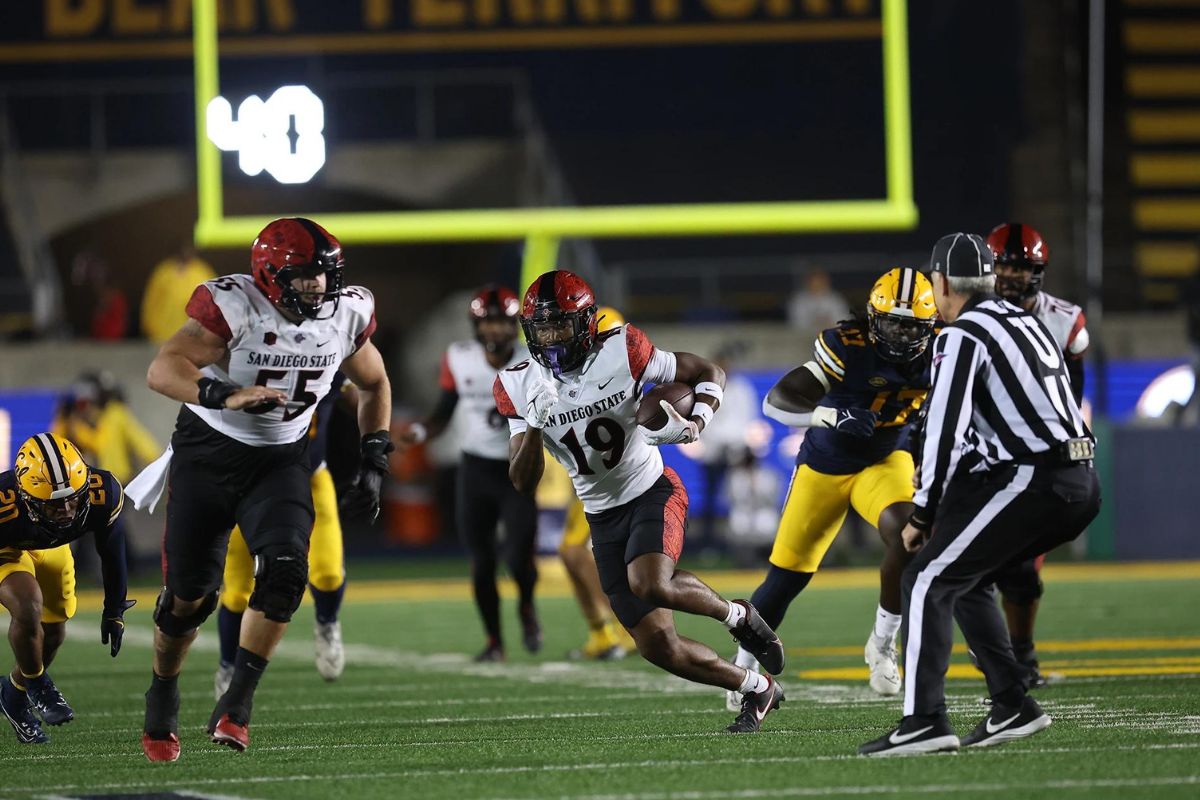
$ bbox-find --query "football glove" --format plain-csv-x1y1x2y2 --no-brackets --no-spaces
525,378,560,430
100,599,136,658
639,400,700,446
825,407,878,439
339,432,394,523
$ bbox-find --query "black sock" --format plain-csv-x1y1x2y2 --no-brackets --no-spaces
224,647,269,710
1010,637,1037,666
310,582,345,625
150,672,178,692
216,606,242,666
993,685,1026,709
145,672,179,736
749,566,814,630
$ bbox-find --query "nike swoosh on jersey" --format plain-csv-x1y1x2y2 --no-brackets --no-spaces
598,378,614,390
985,713,1021,734
888,725,933,745
316,340,331,348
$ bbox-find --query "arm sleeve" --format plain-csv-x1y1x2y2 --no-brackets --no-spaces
913,330,984,519
623,324,677,383
184,284,233,342
353,312,377,352
91,475,129,613
493,375,520,419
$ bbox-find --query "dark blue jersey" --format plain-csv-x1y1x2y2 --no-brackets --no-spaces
797,321,936,475
306,371,346,471
0,467,129,611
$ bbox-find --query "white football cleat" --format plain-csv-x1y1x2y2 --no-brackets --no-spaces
865,633,902,696
315,621,345,681
724,688,743,713
213,662,234,701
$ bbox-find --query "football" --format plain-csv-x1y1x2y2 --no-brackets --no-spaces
636,382,696,430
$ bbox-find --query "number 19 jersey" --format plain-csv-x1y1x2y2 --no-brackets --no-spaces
493,324,672,513
185,274,376,447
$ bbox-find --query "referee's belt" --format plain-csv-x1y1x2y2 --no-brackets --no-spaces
1015,438,1095,468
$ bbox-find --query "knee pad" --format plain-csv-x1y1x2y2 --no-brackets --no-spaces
153,587,219,637
248,545,309,623
749,566,813,630
996,560,1044,606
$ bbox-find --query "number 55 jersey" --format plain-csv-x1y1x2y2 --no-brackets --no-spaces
184,274,376,446
493,324,676,513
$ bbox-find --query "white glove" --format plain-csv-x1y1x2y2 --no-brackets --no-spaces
639,400,700,446
525,378,559,429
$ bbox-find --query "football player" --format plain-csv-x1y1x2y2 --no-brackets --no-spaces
396,286,540,661
127,218,392,761
214,373,353,698
985,223,1091,686
560,306,637,661
0,433,132,744
495,270,786,733
728,267,938,709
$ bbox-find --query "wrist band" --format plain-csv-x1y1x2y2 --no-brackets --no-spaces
810,406,839,429
196,377,238,409
694,381,724,403
691,401,716,428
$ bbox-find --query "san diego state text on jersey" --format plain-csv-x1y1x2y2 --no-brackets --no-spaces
802,321,935,475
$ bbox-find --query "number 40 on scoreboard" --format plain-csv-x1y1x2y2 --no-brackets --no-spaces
206,85,326,185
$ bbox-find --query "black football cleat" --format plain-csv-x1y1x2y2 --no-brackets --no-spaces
859,715,960,757
728,601,785,675
961,695,1051,747
725,676,784,733
142,676,181,762
475,640,506,662
0,677,47,744
26,673,74,725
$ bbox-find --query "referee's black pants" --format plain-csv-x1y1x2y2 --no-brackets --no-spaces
901,462,1100,718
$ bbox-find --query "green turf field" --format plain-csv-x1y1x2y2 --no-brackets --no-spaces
4,561,1198,799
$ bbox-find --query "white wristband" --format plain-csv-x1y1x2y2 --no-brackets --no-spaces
811,406,838,429
409,423,428,443
691,401,716,428
694,381,724,403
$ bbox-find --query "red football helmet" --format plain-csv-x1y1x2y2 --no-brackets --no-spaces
251,217,345,319
520,270,598,375
986,223,1048,303
469,284,520,355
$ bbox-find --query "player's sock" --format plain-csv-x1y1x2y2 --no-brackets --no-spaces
749,566,814,629
310,581,345,625
145,673,180,737
12,666,43,691
223,647,269,716
873,606,902,644
734,646,759,671
216,606,242,667
1011,636,1037,666
722,600,747,629
739,668,770,695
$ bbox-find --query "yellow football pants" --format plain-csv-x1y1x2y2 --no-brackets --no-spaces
221,467,344,613
0,545,76,623
769,450,915,573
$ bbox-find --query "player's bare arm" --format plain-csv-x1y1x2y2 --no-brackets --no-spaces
672,352,725,432
147,319,287,411
507,430,545,494
341,339,392,435
765,364,827,415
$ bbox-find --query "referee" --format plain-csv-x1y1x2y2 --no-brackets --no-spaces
859,233,1101,757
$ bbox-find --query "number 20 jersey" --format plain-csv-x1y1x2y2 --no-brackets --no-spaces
184,273,376,447
493,325,669,513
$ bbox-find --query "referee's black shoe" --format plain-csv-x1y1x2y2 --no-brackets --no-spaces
729,601,786,675
961,695,1051,747
859,715,960,757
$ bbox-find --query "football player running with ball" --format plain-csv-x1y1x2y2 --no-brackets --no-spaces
727,268,938,709
495,270,786,733
128,218,392,761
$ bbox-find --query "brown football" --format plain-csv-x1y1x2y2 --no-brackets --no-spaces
637,382,696,430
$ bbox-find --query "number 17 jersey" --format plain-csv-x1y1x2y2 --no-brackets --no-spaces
493,325,673,513
185,274,376,447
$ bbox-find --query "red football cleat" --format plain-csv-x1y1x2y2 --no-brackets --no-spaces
142,732,181,762
210,714,249,752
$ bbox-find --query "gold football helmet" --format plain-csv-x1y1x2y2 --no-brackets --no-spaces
867,267,937,362
596,306,625,334
14,433,90,533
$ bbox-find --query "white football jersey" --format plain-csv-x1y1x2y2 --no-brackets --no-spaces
1032,291,1089,357
185,273,376,447
441,339,529,460
494,324,675,513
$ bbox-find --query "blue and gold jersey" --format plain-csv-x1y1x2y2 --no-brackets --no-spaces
799,320,937,475
0,467,123,551
306,371,347,471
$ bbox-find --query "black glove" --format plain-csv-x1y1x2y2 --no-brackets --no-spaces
339,431,394,523
832,407,878,439
101,599,136,658
196,377,238,409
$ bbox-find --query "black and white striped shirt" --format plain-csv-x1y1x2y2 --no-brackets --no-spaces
913,294,1090,518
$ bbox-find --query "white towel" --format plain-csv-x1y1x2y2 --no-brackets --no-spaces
126,445,173,513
